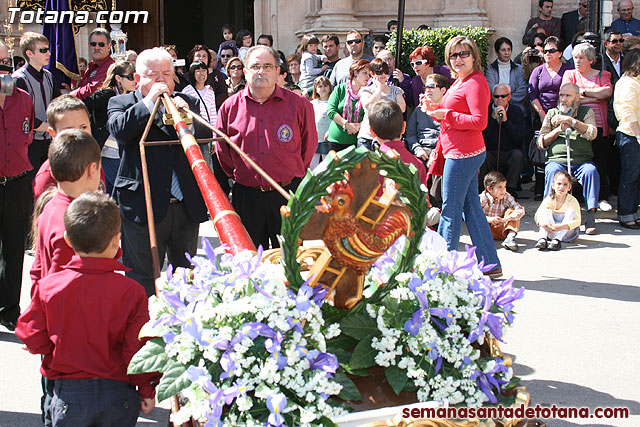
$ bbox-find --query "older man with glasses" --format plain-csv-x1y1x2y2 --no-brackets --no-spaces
71,28,115,99
216,45,317,249
611,0,640,37
329,30,374,86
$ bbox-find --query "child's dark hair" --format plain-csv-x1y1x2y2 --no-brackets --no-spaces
46,94,90,130
64,192,121,254
484,171,507,189
48,129,101,182
368,99,403,141
550,170,572,199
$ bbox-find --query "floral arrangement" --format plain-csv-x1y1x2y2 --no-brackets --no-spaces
128,230,523,426
128,242,347,427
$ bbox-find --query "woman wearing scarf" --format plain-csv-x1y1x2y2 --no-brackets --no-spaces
326,59,370,151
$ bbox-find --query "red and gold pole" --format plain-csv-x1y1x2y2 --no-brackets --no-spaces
161,93,256,254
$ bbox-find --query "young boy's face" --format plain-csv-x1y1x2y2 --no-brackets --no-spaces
487,181,508,200
424,78,446,104
49,109,91,136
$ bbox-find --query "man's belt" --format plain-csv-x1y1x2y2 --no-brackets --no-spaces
248,178,293,192
0,171,28,185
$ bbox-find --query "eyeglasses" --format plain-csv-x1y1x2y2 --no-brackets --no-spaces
220,54,233,58
493,94,509,98
90,41,107,48
229,64,243,70
0,58,11,66
248,63,275,71
411,60,429,67
346,39,363,45
373,69,386,75
38,47,50,54
449,50,471,60
609,39,624,44
544,48,559,53
425,83,440,89
119,73,135,81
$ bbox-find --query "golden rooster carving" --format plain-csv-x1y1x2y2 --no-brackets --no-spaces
316,180,411,308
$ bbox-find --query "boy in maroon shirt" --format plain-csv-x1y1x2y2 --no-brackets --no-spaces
16,192,157,426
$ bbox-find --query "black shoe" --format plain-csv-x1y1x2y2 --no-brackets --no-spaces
0,318,16,331
535,238,548,250
619,220,640,230
548,239,562,251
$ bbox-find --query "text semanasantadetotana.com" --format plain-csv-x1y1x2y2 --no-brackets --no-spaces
402,404,629,420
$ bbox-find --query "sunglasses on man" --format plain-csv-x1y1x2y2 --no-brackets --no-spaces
37,47,50,54
346,39,363,45
90,41,107,48
493,94,509,99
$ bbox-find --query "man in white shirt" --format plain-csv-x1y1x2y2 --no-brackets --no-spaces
329,30,374,86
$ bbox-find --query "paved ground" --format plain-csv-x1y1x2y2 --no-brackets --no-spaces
1,183,639,427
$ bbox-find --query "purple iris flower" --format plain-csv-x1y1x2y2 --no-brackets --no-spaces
271,351,288,370
493,278,524,323
296,284,313,312
429,307,454,326
199,329,230,350
162,330,177,344
187,366,220,396
265,331,283,354
311,283,328,305
426,342,438,361
223,381,247,405
436,249,477,279
408,275,429,309
201,236,217,262
287,316,304,333
267,393,287,427
403,309,423,336
220,351,237,380
470,364,509,404
309,352,339,374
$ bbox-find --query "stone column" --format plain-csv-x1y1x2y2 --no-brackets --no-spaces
434,0,489,28
297,0,367,36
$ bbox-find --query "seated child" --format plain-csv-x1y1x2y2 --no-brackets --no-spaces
368,99,440,226
16,192,157,427
534,170,581,251
480,171,525,252
30,129,101,292
33,94,102,201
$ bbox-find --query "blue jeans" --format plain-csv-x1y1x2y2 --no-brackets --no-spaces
616,132,640,222
101,156,120,197
438,152,501,268
544,161,600,210
50,378,140,427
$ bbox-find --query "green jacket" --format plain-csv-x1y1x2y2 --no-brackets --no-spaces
326,83,365,146
546,106,594,165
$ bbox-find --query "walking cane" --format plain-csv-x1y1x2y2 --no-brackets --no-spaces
564,127,572,177
496,110,504,173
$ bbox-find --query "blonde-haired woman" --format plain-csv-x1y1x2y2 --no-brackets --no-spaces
424,35,501,277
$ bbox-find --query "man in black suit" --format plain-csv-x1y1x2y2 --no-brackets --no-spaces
561,0,588,49
107,47,209,296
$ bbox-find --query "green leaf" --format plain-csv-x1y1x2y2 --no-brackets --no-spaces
385,365,408,396
127,338,168,375
156,360,191,402
328,347,352,365
340,313,378,339
342,366,370,377
319,415,339,427
334,372,362,401
326,334,358,351
348,336,376,370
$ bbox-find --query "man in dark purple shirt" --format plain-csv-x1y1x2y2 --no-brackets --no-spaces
0,42,35,330
216,45,317,249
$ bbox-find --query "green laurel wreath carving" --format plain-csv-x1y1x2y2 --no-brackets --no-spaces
279,145,429,313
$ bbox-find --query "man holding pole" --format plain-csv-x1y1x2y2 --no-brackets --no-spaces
216,45,317,249
107,47,209,296
537,82,600,234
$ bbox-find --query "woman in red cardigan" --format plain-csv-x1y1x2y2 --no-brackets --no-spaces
425,36,502,277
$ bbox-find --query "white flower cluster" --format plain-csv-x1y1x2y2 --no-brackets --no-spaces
147,249,346,427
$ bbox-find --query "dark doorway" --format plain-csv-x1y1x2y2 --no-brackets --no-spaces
163,0,254,61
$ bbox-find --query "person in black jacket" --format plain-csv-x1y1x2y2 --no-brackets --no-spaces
84,60,136,195
107,48,209,296
480,84,526,197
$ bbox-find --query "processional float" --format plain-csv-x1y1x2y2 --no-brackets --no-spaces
138,94,533,427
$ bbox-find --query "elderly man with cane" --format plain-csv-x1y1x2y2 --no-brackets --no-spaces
538,82,600,234
480,83,526,197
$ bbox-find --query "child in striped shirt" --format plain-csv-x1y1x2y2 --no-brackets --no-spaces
480,171,525,252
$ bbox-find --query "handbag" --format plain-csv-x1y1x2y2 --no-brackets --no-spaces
528,130,546,167
427,136,445,177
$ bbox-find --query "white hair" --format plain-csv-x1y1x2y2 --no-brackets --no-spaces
572,42,596,62
136,47,173,75
493,83,511,95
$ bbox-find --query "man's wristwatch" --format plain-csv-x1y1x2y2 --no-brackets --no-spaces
572,118,577,128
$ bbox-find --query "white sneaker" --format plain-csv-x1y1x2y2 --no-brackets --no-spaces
598,200,613,212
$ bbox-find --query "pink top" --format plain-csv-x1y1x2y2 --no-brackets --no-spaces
439,71,490,159
561,69,612,135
